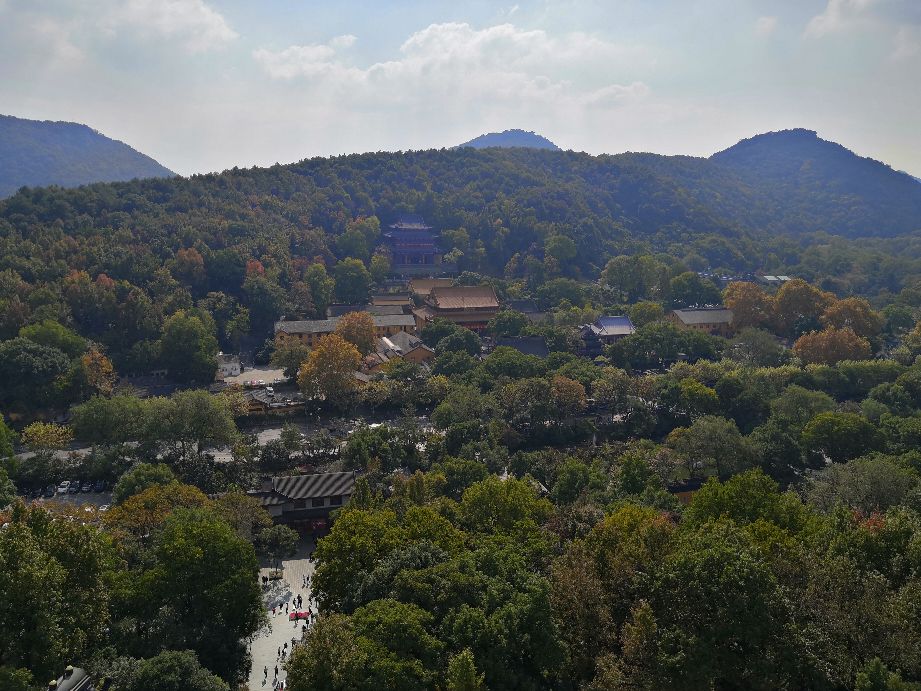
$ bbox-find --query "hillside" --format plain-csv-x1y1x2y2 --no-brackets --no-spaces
0,114,174,198
2,129,921,305
711,128,921,237
457,129,560,150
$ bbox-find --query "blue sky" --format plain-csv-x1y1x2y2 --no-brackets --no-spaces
1,0,918,176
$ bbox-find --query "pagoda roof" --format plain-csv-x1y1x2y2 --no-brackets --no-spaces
428,285,499,310
389,213,432,230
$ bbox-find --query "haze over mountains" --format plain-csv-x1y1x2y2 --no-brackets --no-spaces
0,114,174,198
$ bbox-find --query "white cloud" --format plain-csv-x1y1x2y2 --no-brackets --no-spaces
31,16,85,66
755,16,778,37
329,34,357,49
252,22,649,114
105,0,238,52
805,0,879,38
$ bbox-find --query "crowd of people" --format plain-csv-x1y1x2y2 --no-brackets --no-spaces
259,568,316,689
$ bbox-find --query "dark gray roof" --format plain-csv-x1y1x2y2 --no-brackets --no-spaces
273,472,356,499
275,314,415,335
275,318,338,335
54,667,95,691
672,307,733,325
594,315,635,337
496,336,550,358
380,330,428,354
505,299,540,313
327,304,407,318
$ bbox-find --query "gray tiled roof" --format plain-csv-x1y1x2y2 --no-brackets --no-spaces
496,337,550,358
273,472,356,500
672,307,733,325
275,314,415,335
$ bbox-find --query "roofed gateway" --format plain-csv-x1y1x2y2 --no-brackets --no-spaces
413,285,501,333
249,471,357,525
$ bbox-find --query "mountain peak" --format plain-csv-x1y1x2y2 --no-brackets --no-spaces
457,129,560,151
710,127,921,236
0,114,175,198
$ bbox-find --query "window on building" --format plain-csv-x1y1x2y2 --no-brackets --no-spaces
330,495,343,506
293,499,306,509
312,498,325,507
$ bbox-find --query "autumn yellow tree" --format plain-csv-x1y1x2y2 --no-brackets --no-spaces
723,282,774,330
20,421,73,452
335,311,377,356
820,297,882,339
103,482,210,542
792,327,872,365
297,334,362,408
773,279,834,336
80,346,116,395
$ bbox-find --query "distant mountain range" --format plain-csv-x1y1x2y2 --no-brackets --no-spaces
0,114,174,198
457,129,561,151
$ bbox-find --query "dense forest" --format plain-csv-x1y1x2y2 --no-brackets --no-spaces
2,131,921,402
0,114,174,199
4,131,921,689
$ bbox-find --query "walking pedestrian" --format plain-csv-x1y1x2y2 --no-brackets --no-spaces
277,646,280,658
274,665,278,678
264,666,268,678
285,603,288,614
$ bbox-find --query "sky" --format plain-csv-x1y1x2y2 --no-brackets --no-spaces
1,0,919,176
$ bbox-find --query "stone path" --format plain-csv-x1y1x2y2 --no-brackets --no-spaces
248,537,318,690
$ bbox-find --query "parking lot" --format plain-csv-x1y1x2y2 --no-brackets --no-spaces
40,490,113,508
223,366,287,386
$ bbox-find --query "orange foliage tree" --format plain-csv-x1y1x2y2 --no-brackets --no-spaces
81,346,116,396
792,327,871,365
297,334,362,408
773,279,835,336
821,297,882,339
723,282,774,330
335,311,377,356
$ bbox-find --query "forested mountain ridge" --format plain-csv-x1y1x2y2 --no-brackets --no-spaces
711,128,921,237
0,114,174,198
3,130,921,325
457,129,561,150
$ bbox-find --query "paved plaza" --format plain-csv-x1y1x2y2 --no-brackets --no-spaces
248,537,317,690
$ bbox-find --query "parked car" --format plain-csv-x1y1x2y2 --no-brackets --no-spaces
68,481,80,494
81,482,93,493
45,485,56,498
57,480,70,494
93,479,106,493
99,504,110,512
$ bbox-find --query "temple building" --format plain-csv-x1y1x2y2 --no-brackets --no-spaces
668,307,735,337
382,214,442,274
413,285,500,333
274,313,416,348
